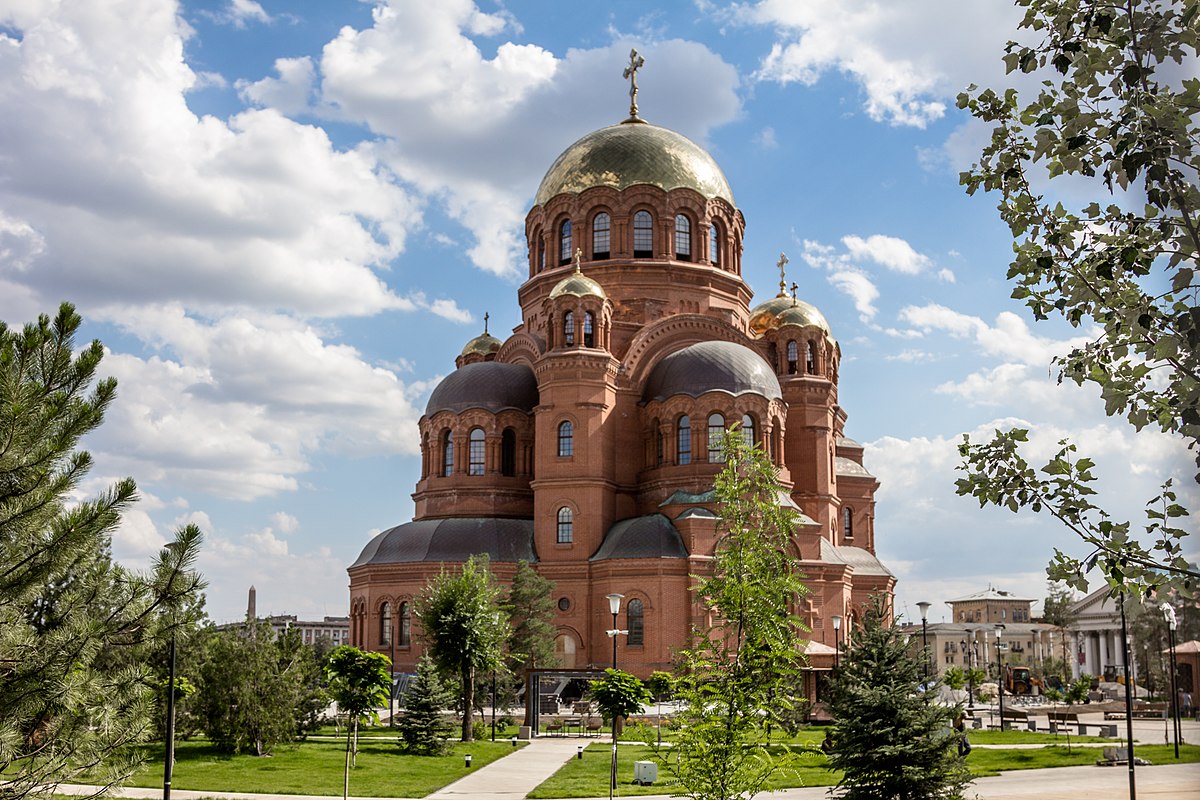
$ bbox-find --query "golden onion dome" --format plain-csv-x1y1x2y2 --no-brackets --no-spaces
534,119,734,207
749,295,833,338
460,331,502,358
549,264,607,301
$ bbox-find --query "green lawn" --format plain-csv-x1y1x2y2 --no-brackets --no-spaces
528,742,1200,798
967,729,1111,745
126,737,523,797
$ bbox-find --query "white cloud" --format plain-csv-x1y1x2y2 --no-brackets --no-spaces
755,126,778,149
272,512,300,534
842,234,930,275
898,304,1095,367
936,268,956,283
204,0,271,29
238,56,315,115
734,1,1022,127
827,268,879,322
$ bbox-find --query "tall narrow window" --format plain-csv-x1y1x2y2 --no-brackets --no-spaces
677,415,691,465
557,507,573,544
501,428,516,476
707,413,726,462
741,414,756,448
806,341,816,374
627,599,644,646
583,312,595,347
558,420,573,457
468,428,485,475
380,602,392,646
653,418,664,465
559,219,572,265
674,214,691,261
398,601,411,646
563,311,574,346
842,506,854,540
538,239,545,272
709,223,720,265
592,212,611,260
786,340,798,374
442,430,454,476
633,210,653,258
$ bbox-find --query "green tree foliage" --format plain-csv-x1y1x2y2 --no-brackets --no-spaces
325,645,392,800
415,555,506,742
956,0,1198,596
397,655,455,756
828,596,971,800
501,560,557,690
652,430,810,800
588,668,651,725
194,621,326,756
942,665,968,690
0,303,205,799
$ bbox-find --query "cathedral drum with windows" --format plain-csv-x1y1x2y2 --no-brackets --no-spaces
348,94,894,686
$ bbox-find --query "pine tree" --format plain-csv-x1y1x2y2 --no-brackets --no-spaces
499,559,557,709
397,655,455,755
828,596,970,800
0,304,205,799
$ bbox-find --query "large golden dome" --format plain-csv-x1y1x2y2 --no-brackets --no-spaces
533,119,734,207
749,295,833,338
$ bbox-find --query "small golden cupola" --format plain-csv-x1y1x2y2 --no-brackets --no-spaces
545,249,611,350
456,313,503,368
748,253,838,380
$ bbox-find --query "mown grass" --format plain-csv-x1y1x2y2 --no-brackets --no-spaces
125,737,522,797
528,741,1200,798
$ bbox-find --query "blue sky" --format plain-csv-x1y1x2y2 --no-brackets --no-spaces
1,0,1194,625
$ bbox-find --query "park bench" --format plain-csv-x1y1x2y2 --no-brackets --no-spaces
1097,746,1151,766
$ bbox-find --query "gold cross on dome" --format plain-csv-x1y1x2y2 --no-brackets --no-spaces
623,49,645,119
574,247,583,272
777,252,789,296
483,312,489,335
790,282,799,303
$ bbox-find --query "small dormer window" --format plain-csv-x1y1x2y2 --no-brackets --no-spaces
806,341,816,374
634,210,653,258
674,214,691,261
563,311,575,346
786,340,798,374
592,212,611,260
583,312,595,347
559,219,572,265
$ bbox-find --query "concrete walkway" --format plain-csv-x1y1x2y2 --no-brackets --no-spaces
55,719,1200,800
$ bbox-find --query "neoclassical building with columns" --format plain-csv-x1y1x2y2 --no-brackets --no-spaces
347,82,895,683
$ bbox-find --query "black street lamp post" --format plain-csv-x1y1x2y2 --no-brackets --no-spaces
1118,592,1137,799
917,601,931,690
996,625,1006,731
1162,603,1180,759
606,593,626,800
962,638,974,710
832,614,842,670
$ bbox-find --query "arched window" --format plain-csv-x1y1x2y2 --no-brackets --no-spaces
563,311,575,346
633,210,653,258
677,415,691,465
771,416,783,462
559,219,572,265
653,418,664,466
627,599,644,646
558,420,574,457
501,428,516,476
442,430,454,476
583,311,595,348
592,212,611,260
707,413,725,462
554,633,577,669
380,601,392,646
537,238,545,272
806,341,816,374
741,414,756,448
786,340,798,374
468,428,485,475
709,223,720,265
557,507,573,544
398,601,411,646
843,506,854,540
674,214,691,261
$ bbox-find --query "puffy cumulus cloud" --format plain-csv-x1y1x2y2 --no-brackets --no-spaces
238,56,315,116
86,308,424,501
0,1,422,318
733,0,1021,127
827,268,879,322
299,1,740,277
898,304,1095,367
272,511,300,534
843,234,930,275
203,0,272,29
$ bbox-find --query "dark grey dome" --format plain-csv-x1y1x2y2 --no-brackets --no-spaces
643,341,781,402
350,517,536,568
590,514,688,561
426,362,538,416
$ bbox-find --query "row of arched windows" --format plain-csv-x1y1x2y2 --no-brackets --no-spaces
379,600,411,647
436,427,521,478
539,211,725,269
785,339,819,376
561,311,598,347
653,412,761,467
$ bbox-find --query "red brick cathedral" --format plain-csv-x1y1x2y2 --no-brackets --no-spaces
348,76,895,681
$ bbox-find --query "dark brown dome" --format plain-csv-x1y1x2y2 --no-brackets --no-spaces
425,362,538,416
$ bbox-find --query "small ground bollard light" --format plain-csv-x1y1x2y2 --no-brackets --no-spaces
511,736,517,747
578,746,583,760
465,754,472,768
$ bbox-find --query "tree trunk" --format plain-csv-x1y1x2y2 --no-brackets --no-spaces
462,663,474,741
343,719,352,800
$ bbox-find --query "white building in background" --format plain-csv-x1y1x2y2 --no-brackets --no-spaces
1068,586,1133,682
266,614,351,647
